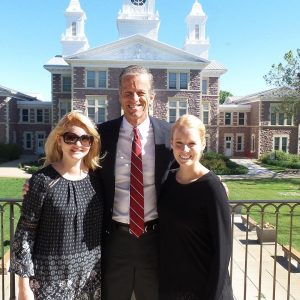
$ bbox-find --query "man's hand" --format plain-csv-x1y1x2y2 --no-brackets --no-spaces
218,176,229,196
22,180,29,198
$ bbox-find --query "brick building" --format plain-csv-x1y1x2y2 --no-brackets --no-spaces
0,85,52,154
1,0,299,158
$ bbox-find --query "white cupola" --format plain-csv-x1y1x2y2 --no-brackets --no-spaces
183,0,210,59
61,0,89,56
117,0,160,40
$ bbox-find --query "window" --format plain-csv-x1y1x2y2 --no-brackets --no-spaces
278,113,284,125
59,99,71,118
24,132,32,150
22,109,29,122
238,112,245,126
62,76,71,92
168,99,188,123
169,73,177,89
236,134,244,152
270,106,293,126
225,112,232,125
98,71,107,88
202,103,209,125
287,114,292,125
87,97,107,123
180,73,188,89
274,136,288,152
86,70,107,88
271,112,276,125
168,72,188,90
87,71,96,88
195,24,200,40
36,109,43,123
72,22,76,36
202,79,208,95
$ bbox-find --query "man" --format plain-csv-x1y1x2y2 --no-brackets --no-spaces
98,65,173,300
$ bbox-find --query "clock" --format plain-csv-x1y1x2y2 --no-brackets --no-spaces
131,0,146,6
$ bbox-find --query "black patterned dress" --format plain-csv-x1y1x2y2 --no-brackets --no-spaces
10,165,103,299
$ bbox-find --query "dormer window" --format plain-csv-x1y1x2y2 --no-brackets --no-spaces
72,22,77,36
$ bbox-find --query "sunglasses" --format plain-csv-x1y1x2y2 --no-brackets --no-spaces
62,132,94,147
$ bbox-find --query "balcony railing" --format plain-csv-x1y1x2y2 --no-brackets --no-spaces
1,199,300,300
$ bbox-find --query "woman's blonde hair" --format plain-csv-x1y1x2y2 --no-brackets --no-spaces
43,111,100,170
171,114,206,149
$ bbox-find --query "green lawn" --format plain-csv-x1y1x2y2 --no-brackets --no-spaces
226,178,300,250
226,178,300,200
1,177,300,253
0,178,25,255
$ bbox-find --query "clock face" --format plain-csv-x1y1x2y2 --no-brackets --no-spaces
131,0,146,6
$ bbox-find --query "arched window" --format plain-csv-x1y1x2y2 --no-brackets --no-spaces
72,22,77,36
195,24,200,39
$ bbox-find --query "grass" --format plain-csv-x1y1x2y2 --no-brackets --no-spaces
226,178,300,200
1,177,300,253
225,178,300,251
0,178,25,255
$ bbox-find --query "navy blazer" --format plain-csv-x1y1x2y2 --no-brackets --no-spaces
97,116,173,233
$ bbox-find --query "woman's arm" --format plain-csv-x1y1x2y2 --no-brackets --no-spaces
18,277,34,300
10,172,47,278
206,175,232,300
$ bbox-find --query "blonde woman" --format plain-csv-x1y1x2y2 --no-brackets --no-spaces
158,115,233,300
10,111,103,299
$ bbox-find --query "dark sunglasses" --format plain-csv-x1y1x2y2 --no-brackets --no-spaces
62,132,94,147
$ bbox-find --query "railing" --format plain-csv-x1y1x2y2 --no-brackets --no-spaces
1,199,300,300
1,199,21,300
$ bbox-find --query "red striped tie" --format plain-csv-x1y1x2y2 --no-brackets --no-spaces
129,127,144,238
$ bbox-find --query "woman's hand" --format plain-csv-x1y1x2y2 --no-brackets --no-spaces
18,277,34,300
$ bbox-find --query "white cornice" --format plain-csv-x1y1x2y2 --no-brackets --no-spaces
219,104,251,112
65,34,209,64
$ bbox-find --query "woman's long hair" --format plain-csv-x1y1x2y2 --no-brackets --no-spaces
43,111,101,170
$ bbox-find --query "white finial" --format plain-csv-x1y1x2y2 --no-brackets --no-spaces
66,0,83,12
190,0,205,16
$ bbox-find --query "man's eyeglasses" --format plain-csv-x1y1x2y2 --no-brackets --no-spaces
62,132,94,147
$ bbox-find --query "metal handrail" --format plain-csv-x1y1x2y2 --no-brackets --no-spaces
1,199,300,300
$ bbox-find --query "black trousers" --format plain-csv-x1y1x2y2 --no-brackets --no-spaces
102,227,159,300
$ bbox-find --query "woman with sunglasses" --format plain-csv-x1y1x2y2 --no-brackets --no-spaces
10,111,103,299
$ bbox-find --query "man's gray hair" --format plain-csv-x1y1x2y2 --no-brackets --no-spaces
119,65,155,96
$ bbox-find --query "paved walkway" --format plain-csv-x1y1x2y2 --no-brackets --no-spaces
0,154,39,178
222,158,300,180
1,156,300,179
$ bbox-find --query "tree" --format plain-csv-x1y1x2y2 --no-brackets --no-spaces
219,90,233,104
264,49,300,115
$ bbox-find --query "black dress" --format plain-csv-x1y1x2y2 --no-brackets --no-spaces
10,165,103,299
158,171,233,300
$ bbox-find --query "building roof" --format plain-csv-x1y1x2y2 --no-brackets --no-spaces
0,84,43,101
223,87,297,105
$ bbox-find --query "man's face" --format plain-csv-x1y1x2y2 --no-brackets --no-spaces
119,73,154,126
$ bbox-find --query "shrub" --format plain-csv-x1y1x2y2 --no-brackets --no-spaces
26,166,40,174
201,152,248,175
259,151,300,169
0,143,22,163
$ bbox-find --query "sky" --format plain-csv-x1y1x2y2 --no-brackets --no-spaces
1,0,300,101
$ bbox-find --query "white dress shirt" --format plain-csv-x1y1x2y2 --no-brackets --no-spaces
113,117,157,224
